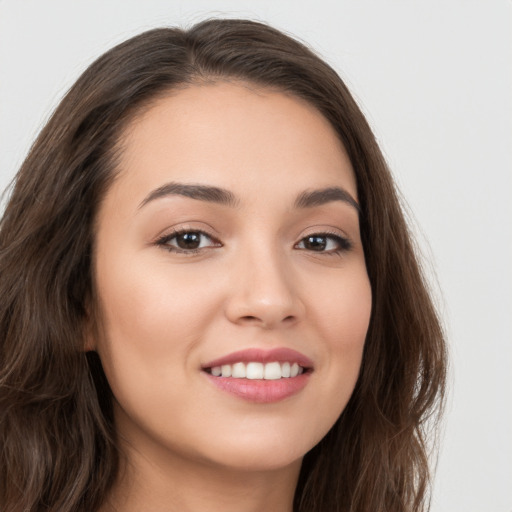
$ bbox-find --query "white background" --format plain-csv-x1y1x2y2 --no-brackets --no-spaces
1,1,510,511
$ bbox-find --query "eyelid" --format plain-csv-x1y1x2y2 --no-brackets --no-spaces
294,229,353,254
155,227,222,254
152,220,218,239
152,224,353,256
299,225,350,242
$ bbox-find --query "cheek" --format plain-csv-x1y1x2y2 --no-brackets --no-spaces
92,257,222,408
331,288,371,354
309,268,371,418
92,258,218,426
315,263,372,350
97,257,214,348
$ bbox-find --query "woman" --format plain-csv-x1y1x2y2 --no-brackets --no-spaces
0,18,447,512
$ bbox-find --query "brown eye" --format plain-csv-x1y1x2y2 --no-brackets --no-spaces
302,235,328,251
175,232,202,250
157,230,220,253
296,233,352,253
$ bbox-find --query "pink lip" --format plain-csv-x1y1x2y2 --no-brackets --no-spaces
201,348,313,404
201,347,314,370
203,372,310,403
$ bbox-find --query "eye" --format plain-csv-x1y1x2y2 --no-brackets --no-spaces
296,233,352,254
156,229,221,254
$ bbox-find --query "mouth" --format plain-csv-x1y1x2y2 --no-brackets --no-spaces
203,361,309,380
201,348,313,403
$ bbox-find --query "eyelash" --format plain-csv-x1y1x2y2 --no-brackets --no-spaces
155,229,220,255
155,229,353,256
296,231,353,254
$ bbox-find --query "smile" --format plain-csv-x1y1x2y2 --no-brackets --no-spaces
202,348,313,403
206,361,305,379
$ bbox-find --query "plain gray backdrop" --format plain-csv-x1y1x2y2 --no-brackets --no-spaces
1,1,511,511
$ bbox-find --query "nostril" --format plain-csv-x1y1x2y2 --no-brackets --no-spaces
241,316,258,321
238,314,297,329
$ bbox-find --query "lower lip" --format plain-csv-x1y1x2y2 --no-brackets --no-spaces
203,372,311,403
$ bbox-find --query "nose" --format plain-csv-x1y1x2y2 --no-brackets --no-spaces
224,247,305,329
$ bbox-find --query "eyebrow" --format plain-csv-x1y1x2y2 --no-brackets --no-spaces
293,187,360,212
138,182,359,212
139,183,239,209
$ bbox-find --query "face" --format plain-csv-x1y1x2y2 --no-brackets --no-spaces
91,82,372,473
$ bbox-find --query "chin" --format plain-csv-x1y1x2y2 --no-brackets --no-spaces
191,423,323,473
206,445,305,473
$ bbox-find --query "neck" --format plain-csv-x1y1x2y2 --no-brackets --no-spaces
101,438,302,512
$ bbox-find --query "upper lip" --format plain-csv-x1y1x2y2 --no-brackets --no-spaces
201,347,314,370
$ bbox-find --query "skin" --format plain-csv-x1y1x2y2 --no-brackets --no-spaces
91,82,372,512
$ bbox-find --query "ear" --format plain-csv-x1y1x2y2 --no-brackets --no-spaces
82,298,97,352
83,326,96,352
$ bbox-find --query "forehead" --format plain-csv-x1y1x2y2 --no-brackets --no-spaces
112,81,357,205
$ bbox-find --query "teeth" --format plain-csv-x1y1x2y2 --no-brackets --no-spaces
263,362,282,380
232,362,246,378
221,364,232,377
209,361,306,379
246,362,264,379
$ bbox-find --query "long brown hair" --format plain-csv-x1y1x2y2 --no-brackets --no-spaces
0,19,446,511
